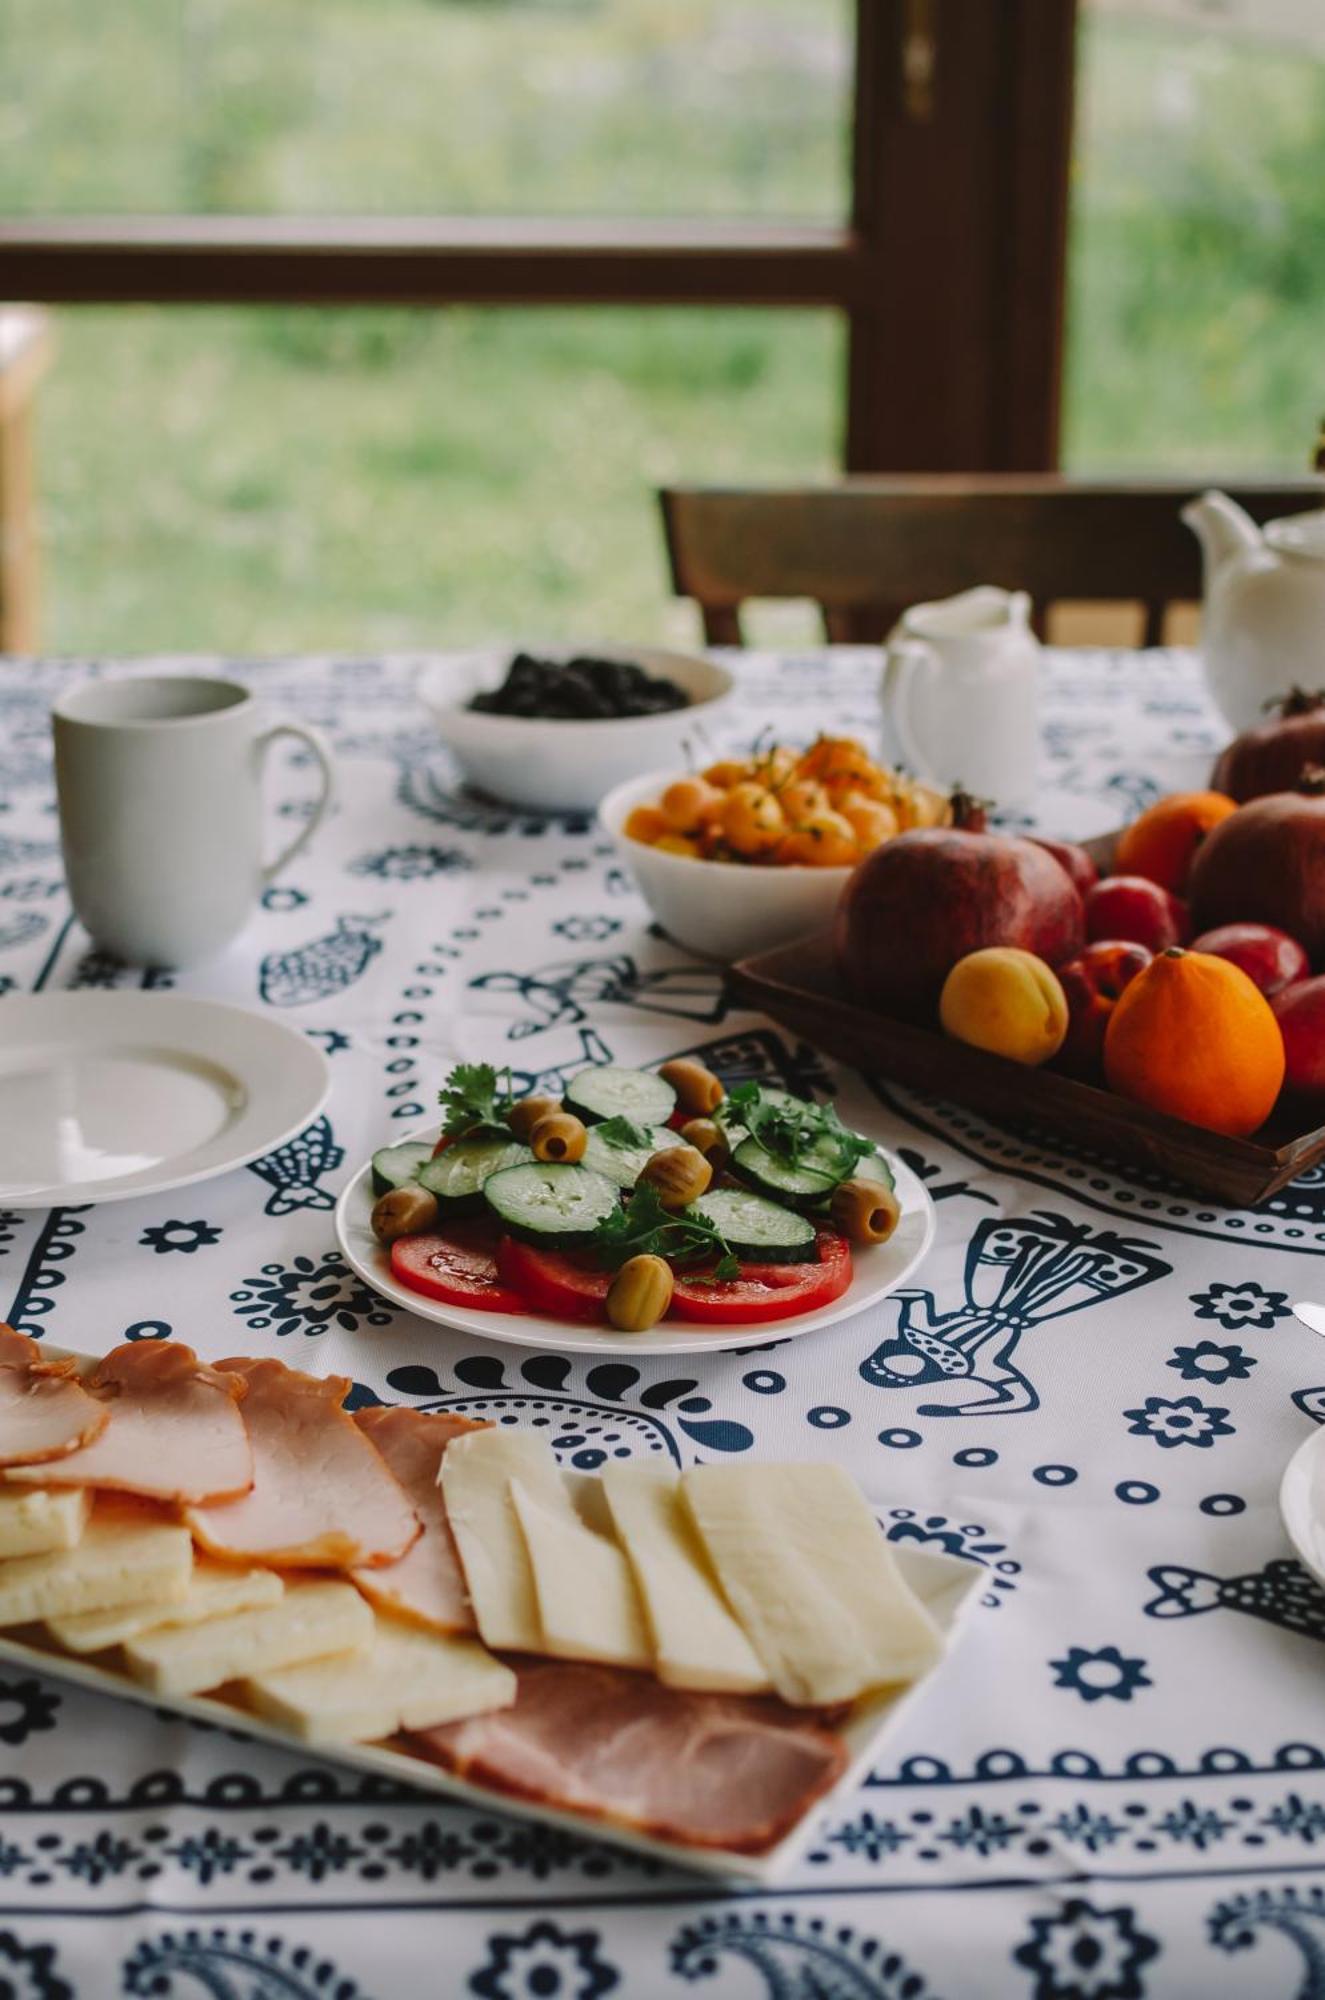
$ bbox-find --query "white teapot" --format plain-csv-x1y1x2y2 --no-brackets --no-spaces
1183,490,1325,731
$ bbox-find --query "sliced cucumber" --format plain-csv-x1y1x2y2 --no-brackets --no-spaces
418,1137,532,1212
564,1065,676,1128
483,1161,621,1245
583,1121,684,1190
688,1188,817,1264
371,1141,434,1197
730,1134,841,1208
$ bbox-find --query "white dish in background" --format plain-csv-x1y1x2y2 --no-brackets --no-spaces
1279,1424,1325,1587
335,1125,935,1356
600,768,853,963
417,646,733,813
0,993,329,1207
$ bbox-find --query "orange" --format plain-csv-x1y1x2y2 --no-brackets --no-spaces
1104,946,1285,1135
1114,790,1237,892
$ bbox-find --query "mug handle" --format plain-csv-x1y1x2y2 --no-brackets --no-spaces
256,721,335,882
880,638,935,778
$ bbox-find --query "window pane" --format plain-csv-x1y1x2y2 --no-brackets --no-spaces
1,0,851,220
35,307,842,653
1064,2,1325,473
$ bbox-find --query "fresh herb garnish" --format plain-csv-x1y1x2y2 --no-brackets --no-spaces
595,1114,654,1151
594,1183,740,1281
437,1062,515,1139
719,1082,874,1179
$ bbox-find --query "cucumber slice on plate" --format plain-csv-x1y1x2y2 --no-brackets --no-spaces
564,1065,676,1128
483,1161,621,1246
417,1137,532,1213
688,1188,817,1264
583,1121,684,1190
371,1141,434,1196
729,1134,841,1208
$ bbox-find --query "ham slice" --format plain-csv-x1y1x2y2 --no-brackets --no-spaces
0,1324,109,1467
186,1358,419,1569
350,1407,485,1634
7,1342,253,1503
409,1658,847,1854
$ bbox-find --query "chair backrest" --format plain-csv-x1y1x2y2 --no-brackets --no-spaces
659,475,1325,647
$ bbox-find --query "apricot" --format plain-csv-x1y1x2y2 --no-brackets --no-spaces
623,804,667,845
660,776,725,834
1114,790,1237,892
939,948,1069,1066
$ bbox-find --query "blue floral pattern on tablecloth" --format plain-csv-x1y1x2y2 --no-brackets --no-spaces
1,644,1323,1996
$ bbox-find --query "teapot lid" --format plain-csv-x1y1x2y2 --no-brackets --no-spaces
1266,508,1325,563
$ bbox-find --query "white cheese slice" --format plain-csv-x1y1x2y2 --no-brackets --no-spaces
509,1477,652,1671
600,1462,770,1693
245,1612,517,1743
0,1484,90,1560
682,1462,943,1706
440,1429,569,1652
47,1560,284,1654
0,1512,192,1627
122,1577,371,1696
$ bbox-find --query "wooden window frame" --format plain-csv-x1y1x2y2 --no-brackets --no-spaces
0,0,1076,474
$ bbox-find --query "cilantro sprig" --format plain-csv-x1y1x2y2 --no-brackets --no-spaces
594,1115,654,1151
594,1183,740,1281
718,1082,873,1179
438,1062,516,1140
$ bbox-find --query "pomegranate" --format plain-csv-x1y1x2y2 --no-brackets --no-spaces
1188,770,1325,966
835,792,1084,1020
1212,688,1325,802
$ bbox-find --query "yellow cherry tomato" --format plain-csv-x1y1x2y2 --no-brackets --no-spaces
776,777,829,823
623,804,668,845
702,758,752,790
653,832,700,857
660,776,725,834
777,807,858,867
840,794,900,851
796,736,876,786
722,782,785,857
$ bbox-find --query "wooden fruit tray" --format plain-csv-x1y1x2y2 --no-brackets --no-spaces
730,931,1325,1208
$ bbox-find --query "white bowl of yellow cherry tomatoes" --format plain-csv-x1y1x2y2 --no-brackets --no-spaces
600,738,950,963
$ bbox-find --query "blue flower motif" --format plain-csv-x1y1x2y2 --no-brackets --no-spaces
0,1677,61,1744
1014,1898,1159,2000
1190,1279,1290,1332
231,1253,394,1338
470,1920,619,2000
1050,1646,1152,1704
1167,1340,1256,1385
553,915,623,943
307,1027,351,1055
351,843,472,881
260,884,309,912
139,1219,223,1255
0,1932,71,2000
1123,1395,1234,1449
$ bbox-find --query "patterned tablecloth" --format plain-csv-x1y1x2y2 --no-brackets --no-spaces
1,647,1324,2000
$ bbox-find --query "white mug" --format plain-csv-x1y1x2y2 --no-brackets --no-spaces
881,586,1040,805
52,674,334,967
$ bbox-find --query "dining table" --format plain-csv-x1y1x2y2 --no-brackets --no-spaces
1,642,1324,2000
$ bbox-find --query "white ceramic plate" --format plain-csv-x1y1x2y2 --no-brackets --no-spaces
335,1127,935,1355
0,992,330,1207
1279,1425,1325,1587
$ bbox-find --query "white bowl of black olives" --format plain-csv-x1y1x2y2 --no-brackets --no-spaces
418,646,734,812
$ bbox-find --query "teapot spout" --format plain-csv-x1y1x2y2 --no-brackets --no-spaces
1182,489,1263,584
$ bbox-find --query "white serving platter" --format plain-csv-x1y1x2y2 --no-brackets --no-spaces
0,1540,978,1886
1279,1423,1325,1587
335,1126,936,1356
0,992,330,1207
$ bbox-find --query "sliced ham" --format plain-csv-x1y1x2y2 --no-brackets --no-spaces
186,1358,419,1569
409,1658,847,1854
350,1407,485,1634
7,1342,253,1503
0,1324,109,1468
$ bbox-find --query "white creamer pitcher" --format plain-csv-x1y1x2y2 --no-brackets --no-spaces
881,585,1039,804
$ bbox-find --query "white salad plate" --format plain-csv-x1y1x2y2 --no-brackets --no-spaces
1279,1424,1325,1588
0,992,330,1207
335,1126,936,1356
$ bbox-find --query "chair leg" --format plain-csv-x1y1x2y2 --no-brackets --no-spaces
1142,600,1166,649
0,397,40,653
702,605,744,648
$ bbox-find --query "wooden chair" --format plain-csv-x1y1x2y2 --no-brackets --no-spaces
659,475,1325,647
0,306,54,653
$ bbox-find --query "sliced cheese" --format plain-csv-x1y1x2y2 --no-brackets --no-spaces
0,1484,91,1560
0,1512,192,1627
122,1577,371,1696
682,1462,943,1706
47,1560,284,1655
509,1477,652,1671
245,1612,517,1743
440,1429,568,1652
600,1461,770,1693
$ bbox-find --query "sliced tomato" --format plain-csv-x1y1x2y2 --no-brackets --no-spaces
669,1228,852,1325
497,1236,612,1322
391,1222,529,1314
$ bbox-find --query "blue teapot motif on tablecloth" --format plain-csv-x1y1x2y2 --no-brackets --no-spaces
861,1211,1170,1417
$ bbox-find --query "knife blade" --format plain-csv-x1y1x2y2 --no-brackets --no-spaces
1293,1301,1325,1340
